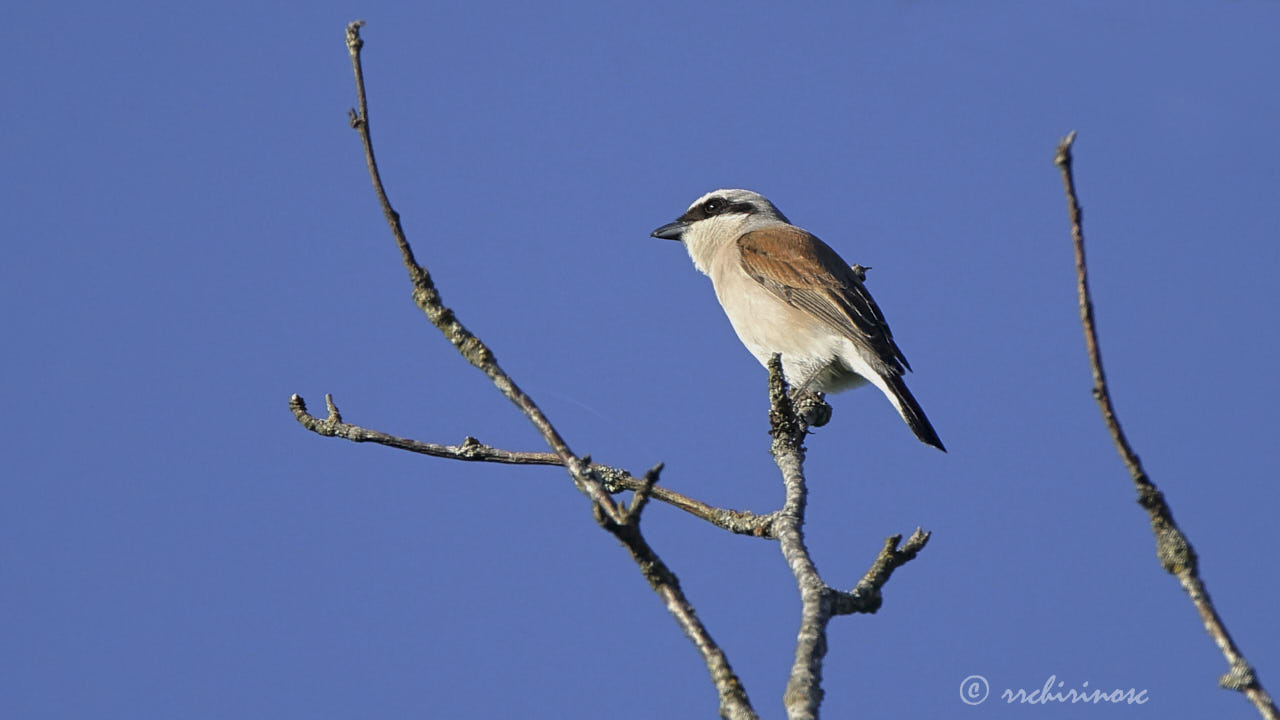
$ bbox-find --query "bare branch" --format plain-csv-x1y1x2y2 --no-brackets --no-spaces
315,22,760,719
290,393,563,465
765,356,929,720
343,20,620,522
288,393,776,537
767,357,827,720
1055,131,1277,720
595,462,757,719
834,529,932,616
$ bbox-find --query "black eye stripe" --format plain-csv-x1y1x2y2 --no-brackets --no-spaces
678,198,758,223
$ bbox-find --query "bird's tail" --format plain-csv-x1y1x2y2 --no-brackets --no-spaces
885,375,946,452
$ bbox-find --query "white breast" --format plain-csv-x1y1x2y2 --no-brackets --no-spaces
707,254,867,392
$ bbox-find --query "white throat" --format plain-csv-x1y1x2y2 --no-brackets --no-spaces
683,214,782,275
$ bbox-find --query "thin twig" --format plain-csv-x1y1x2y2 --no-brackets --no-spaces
325,22,758,720
835,529,931,615
1055,131,1277,720
289,393,777,537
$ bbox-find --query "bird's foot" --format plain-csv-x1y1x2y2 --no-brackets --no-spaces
790,389,831,428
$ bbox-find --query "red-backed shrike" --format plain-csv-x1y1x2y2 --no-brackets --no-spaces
652,189,944,451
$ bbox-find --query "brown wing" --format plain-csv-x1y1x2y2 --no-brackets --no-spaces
737,225,911,373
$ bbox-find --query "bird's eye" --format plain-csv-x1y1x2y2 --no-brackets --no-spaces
703,199,723,214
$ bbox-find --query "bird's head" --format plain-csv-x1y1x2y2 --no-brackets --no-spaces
651,189,789,273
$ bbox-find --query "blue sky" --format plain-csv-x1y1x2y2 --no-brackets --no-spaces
4,2,1278,718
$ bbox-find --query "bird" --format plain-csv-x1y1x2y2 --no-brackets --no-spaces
651,188,944,451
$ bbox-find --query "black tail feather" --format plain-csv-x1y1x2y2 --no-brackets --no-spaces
886,375,945,452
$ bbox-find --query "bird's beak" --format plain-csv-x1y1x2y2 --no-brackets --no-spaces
650,221,687,241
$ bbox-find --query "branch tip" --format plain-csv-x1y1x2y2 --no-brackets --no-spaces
345,20,365,54
324,393,342,422
623,462,664,521
1055,130,1077,167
